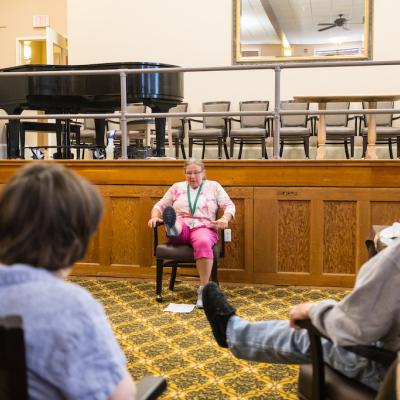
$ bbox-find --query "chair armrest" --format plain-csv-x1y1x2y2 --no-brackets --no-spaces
266,116,274,135
187,118,203,130
220,228,225,258
135,376,167,400
71,120,84,126
307,115,318,135
187,118,203,124
296,319,397,367
153,222,165,256
105,119,121,125
392,115,400,121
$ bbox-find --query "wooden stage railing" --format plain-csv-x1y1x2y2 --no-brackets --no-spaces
1,159,400,288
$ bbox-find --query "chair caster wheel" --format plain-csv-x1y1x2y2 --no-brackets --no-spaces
156,295,163,303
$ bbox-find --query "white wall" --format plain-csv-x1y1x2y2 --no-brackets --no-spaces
67,0,400,159
67,0,400,112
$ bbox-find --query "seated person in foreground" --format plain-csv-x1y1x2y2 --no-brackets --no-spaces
202,239,400,391
0,163,136,400
148,159,235,308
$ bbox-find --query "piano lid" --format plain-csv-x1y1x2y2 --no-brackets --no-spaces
0,62,184,113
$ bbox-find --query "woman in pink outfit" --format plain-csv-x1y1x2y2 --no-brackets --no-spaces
148,159,235,308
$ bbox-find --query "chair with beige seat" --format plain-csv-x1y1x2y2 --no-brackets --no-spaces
188,101,230,159
72,118,101,159
279,101,312,158
360,101,400,159
229,100,270,159
316,102,357,159
152,102,188,159
107,104,155,158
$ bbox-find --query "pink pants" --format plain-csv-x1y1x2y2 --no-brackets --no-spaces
167,220,218,260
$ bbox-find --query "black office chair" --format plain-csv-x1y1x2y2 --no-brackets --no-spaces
0,315,166,400
297,319,397,400
153,222,225,302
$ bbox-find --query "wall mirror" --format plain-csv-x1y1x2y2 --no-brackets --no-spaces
233,0,373,63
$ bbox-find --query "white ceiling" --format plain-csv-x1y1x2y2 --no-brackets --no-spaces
240,0,365,45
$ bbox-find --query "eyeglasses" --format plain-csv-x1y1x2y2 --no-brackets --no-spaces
185,170,203,176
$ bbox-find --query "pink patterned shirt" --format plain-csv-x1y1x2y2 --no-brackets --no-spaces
153,180,235,230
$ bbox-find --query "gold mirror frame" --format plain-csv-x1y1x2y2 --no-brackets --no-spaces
233,0,373,63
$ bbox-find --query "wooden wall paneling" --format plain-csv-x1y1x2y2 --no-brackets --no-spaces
309,199,324,277
107,186,167,271
218,187,253,282
370,201,400,225
74,186,169,277
253,188,358,287
109,196,142,266
64,187,110,276
277,200,310,273
254,192,277,275
79,223,100,265
3,160,400,189
254,188,314,284
323,201,357,275
356,200,371,271
3,161,400,287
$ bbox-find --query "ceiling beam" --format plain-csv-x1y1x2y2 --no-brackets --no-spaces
260,0,291,50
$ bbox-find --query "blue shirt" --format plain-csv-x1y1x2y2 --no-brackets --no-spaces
0,264,126,400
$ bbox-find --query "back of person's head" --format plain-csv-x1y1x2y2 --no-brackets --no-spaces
0,162,103,271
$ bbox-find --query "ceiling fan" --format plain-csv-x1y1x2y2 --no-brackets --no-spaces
317,14,350,32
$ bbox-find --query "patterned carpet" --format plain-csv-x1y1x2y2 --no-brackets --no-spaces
71,278,348,399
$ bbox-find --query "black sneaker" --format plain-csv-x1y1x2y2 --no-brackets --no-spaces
202,282,236,348
163,206,178,237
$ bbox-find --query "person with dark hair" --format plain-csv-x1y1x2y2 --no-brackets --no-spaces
0,163,137,400
148,159,235,308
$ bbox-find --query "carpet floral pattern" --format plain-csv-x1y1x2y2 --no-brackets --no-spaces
71,278,348,399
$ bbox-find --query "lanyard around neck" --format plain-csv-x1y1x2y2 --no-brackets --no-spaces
187,182,204,216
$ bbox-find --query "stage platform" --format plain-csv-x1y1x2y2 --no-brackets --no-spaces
1,159,399,288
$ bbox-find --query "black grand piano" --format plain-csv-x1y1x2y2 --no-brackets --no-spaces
0,62,184,159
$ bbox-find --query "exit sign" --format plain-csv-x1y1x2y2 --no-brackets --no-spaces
32,15,49,28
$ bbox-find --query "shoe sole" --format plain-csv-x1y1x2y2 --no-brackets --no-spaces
202,282,236,348
163,206,177,237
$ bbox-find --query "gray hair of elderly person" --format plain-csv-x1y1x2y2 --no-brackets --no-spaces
183,158,205,172
0,163,103,272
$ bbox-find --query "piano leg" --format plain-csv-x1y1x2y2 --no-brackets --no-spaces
6,120,22,159
53,120,64,159
149,103,178,158
93,119,106,159
155,117,166,157
63,119,74,159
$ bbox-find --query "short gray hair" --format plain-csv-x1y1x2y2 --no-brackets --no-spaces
183,158,205,171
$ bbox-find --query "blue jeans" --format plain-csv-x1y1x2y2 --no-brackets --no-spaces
227,316,387,391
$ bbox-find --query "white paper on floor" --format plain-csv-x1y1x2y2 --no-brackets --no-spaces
163,303,195,313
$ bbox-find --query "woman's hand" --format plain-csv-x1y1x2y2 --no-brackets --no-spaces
213,216,229,230
288,302,313,330
148,217,163,228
